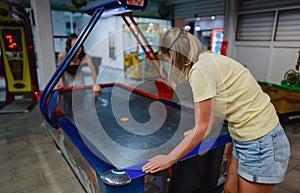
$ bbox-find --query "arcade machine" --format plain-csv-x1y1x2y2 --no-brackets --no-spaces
210,28,224,54
0,3,39,113
38,1,232,193
123,22,161,80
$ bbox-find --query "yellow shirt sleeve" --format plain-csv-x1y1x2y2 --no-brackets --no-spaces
188,67,216,102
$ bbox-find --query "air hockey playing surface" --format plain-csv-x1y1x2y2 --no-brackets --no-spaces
59,83,195,169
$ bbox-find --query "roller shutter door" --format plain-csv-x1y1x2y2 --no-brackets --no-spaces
236,11,275,41
239,0,300,12
275,8,300,41
171,0,226,19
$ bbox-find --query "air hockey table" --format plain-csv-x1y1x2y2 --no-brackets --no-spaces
38,1,232,193
39,83,231,193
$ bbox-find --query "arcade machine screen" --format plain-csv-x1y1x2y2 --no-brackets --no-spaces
2,29,23,51
1,28,24,81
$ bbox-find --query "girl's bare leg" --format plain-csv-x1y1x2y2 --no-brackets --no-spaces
224,156,239,193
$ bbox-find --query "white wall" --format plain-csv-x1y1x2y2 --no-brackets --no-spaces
269,45,300,83
234,43,271,81
83,16,122,69
233,44,299,85
52,11,68,53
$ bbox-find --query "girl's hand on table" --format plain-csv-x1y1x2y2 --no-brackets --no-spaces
142,154,174,174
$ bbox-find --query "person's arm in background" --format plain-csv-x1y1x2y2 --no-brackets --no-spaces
142,98,213,173
85,54,101,92
55,52,65,89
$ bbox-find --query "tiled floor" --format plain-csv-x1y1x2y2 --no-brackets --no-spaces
0,106,85,193
0,67,299,193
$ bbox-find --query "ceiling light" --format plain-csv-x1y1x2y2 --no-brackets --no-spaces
195,25,201,31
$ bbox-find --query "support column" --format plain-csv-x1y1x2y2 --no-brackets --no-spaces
30,0,56,89
224,0,238,57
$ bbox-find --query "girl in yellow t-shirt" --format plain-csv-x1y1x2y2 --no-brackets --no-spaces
142,28,290,193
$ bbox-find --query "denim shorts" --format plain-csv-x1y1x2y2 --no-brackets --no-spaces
232,123,290,184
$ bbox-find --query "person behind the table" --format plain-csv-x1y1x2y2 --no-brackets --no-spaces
56,33,101,92
142,28,290,193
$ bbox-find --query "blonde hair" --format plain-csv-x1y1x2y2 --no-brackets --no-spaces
161,28,207,88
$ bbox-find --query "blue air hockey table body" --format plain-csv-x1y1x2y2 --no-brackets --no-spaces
43,83,231,193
